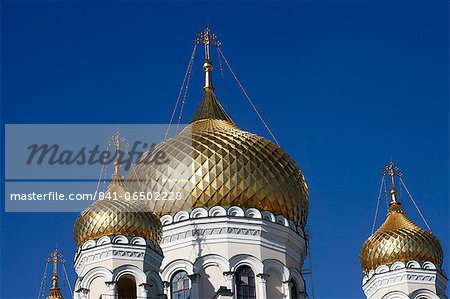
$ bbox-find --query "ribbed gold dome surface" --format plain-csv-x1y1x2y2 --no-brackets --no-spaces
74,172,162,246
47,275,63,299
127,90,309,227
360,201,443,275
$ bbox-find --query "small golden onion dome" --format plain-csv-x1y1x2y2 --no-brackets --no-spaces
127,90,309,227
73,163,162,246
360,193,443,275
46,274,63,299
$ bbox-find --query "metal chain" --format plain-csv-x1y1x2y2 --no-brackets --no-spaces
371,176,385,235
399,177,432,231
123,140,145,190
165,43,197,140
383,174,389,206
94,142,110,198
62,262,74,297
176,44,197,133
216,45,231,115
217,47,280,146
37,260,49,299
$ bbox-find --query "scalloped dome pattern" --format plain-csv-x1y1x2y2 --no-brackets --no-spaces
360,202,443,275
127,91,309,228
74,178,162,246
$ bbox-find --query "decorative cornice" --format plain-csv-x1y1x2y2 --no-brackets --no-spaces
160,206,304,236
362,260,446,298
74,235,163,275
74,235,162,261
363,260,444,283
161,224,303,254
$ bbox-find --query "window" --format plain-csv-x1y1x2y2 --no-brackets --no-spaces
235,266,256,299
117,275,137,299
171,271,190,299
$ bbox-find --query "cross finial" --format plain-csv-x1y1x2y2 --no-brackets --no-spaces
46,249,65,298
106,131,125,185
112,131,123,175
195,27,220,91
195,27,221,59
48,249,64,275
382,161,402,204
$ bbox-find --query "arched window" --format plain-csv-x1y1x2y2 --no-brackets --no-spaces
290,280,298,299
171,271,190,299
235,266,256,299
117,275,137,299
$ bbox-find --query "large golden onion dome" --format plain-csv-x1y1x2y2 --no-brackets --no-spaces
74,157,162,246
127,88,309,227
360,188,443,275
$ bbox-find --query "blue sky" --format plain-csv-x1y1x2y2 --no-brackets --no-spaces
1,1,449,298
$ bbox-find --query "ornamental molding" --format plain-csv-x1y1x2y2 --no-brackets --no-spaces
363,261,444,283
75,235,161,261
74,235,163,275
76,264,151,293
162,225,260,242
160,207,306,258
160,206,305,237
362,261,445,298
161,222,303,255
160,259,195,282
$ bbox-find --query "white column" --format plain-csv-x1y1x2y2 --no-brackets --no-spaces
163,281,170,297
188,273,201,299
223,271,235,294
138,283,151,298
105,281,117,299
283,281,293,299
256,273,269,299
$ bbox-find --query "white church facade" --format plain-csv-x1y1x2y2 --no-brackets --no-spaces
43,28,447,299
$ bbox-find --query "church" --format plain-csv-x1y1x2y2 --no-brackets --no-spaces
45,28,447,299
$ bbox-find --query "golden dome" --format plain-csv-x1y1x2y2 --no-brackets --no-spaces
74,162,162,246
127,90,309,227
47,275,63,299
360,194,443,275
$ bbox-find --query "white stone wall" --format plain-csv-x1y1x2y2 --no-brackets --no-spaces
88,276,107,299
362,261,448,299
199,265,226,297
73,235,164,299
160,206,308,299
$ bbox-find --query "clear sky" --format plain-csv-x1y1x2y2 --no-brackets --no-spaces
1,1,449,298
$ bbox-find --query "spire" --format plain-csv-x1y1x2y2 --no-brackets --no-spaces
110,131,125,186
190,27,233,124
46,250,64,299
382,161,402,205
195,27,220,91
190,91,233,123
